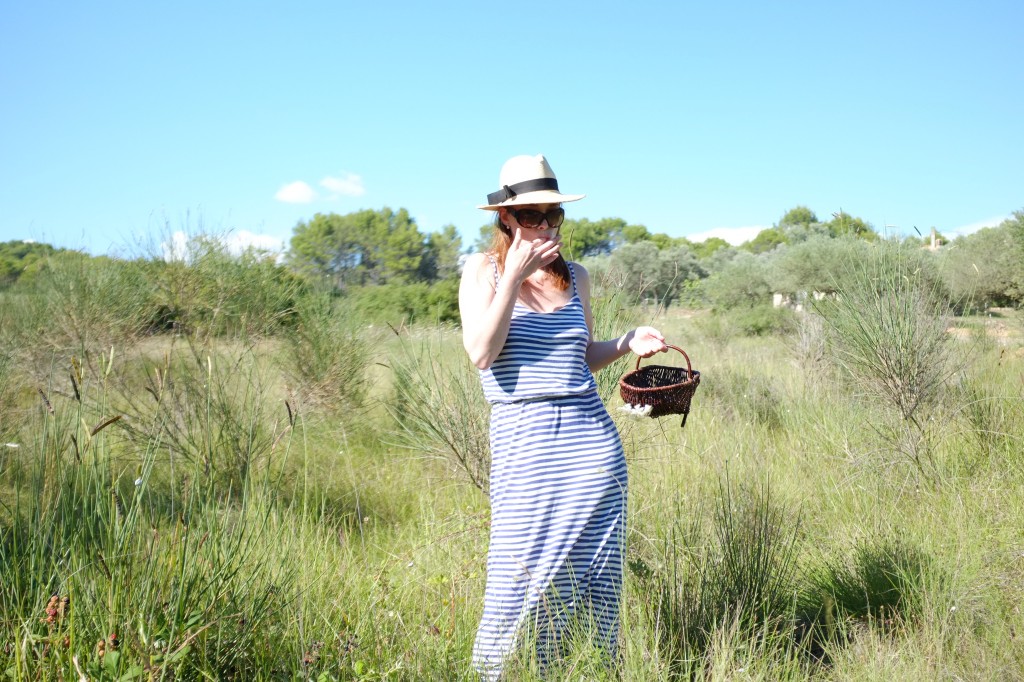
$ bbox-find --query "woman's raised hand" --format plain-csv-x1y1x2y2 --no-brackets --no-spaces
504,227,561,282
628,326,668,358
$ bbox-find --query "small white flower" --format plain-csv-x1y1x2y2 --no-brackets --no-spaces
407,561,414,568
5,443,19,449
135,477,144,486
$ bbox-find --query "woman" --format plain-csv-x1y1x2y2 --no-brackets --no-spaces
460,154,667,678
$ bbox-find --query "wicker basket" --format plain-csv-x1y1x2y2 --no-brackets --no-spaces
619,344,701,426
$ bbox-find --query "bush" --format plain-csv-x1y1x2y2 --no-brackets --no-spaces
7,252,156,365
814,243,955,424
702,252,772,310
800,533,931,634
344,278,460,325
281,291,371,411
650,475,801,666
151,237,309,339
385,331,490,492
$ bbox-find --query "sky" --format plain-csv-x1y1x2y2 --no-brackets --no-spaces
2,0,1022,256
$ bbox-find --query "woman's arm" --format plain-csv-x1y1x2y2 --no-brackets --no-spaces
575,263,668,373
458,253,519,369
459,228,562,369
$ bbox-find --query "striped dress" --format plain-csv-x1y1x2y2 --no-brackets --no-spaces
472,260,627,680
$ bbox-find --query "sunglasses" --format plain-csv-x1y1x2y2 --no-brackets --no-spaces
509,207,565,230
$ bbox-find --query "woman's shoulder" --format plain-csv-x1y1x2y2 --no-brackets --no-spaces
461,252,498,288
567,261,590,284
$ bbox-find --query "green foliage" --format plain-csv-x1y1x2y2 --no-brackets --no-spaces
152,236,309,340
561,217,626,259
281,291,371,410
702,251,772,310
651,475,801,666
386,330,491,491
700,365,786,428
116,345,287,488
743,227,788,254
779,205,819,227
727,305,796,338
941,224,1024,309
801,534,931,629
621,223,652,243
608,241,705,308
420,224,463,281
7,250,156,362
288,207,427,287
814,243,955,424
826,211,876,240
344,277,460,325
586,270,641,402
769,237,869,296
689,236,731,259
0,240,63,289
1003,209,1024,249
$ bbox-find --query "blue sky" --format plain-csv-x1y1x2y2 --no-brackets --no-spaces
2,0,1021,255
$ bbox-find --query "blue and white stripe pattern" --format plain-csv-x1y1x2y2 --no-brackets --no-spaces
473,261,626,680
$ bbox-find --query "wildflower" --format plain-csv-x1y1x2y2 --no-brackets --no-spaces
135,477,144,486
4,443,18,449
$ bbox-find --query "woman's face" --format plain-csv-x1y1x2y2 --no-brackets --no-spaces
500,203,564,240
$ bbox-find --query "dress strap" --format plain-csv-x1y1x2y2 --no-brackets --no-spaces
486,255,501,288
567,262,578,296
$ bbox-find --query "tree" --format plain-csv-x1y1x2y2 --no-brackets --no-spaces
0,240,62,289
703,252,772,309
561,218,626,259
999,209,1024,250
743,227,788,254
690,237,730,259
768,237,868,296
827,211,876,240
608,241,704,307
779,206,818,227
941,225,1023,308
288,208,427,287
621,224,652,243
420,224,463,281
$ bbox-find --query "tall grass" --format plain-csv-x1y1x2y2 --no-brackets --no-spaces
814,243,960,480
385,327,491,492
1,247,1023,680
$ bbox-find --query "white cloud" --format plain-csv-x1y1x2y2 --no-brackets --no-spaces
162,230,189,261
161,230,286,262
275,181,317,204
223,230,286,256
686,225,766,246
320,173,366,198
947,215,1008,238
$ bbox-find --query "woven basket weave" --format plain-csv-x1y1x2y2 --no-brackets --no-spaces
619,345,701,426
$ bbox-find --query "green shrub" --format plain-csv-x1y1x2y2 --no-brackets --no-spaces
385,330,490,492
650,475,802,667
151,238,309,340
8,251,156,365
281,291,371,411
344,278,460,325
800,533,931,634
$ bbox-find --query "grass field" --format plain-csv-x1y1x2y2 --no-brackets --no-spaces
1,284,1023,680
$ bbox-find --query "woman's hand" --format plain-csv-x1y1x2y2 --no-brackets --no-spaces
503,227,561,283
628,326,668,358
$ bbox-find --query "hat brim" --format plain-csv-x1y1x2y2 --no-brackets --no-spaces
477,190,586,211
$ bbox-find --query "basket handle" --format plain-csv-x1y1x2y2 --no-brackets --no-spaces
634,344,693,375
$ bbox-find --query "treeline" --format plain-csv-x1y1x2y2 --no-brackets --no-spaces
2,206,1022,339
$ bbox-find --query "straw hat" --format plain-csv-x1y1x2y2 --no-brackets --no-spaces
477,154,585,210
